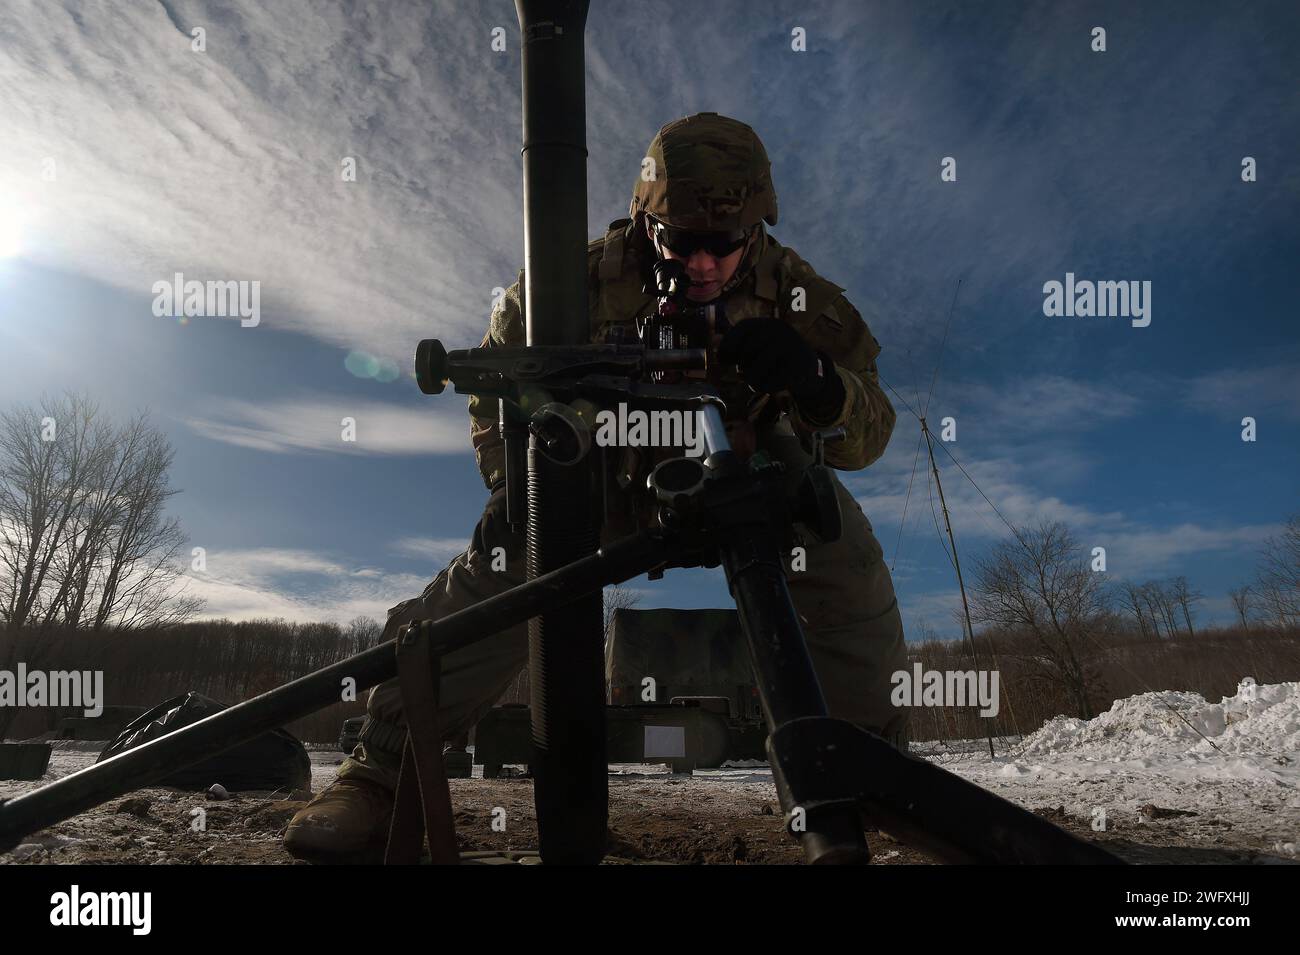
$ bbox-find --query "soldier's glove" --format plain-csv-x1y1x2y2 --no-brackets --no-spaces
718,317,846,424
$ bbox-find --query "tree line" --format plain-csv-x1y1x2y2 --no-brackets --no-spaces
0,616,384,743
933,515,1300,736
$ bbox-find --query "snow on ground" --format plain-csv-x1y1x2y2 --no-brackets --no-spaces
924,681,1300,858
637,681,1300,858
3,682,1297,862
1015,680,1299,762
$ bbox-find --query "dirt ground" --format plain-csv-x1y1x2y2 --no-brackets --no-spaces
2,748,1294,865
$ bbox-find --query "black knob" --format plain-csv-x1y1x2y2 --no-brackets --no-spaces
415,339,448,395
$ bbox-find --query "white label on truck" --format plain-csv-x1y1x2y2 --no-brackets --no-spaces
643,725,686,759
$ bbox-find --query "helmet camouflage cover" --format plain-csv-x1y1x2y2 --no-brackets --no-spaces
630,112,779,233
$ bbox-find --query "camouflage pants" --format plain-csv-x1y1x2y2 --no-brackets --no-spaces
339,427,909,790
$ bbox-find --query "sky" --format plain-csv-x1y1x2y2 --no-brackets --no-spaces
0,0,1296,638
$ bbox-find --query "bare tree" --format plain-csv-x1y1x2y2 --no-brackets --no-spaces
969,522,1106,719
1135,583,1162,638
1255,515,1300,628
89,425,202,630
345,615,383,651
1169,576,1202,637
0,395,203,634
50,414,153,627
1148,581,1181,638
0,394,101,630
603,584,642,643
1118,580,1154,639
1229,585,1252,631
1128,579,1184,639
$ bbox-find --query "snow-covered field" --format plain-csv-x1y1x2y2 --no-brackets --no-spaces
3,682,1297,863
923,681,1300,860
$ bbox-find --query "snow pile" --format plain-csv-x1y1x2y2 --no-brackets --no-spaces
1016,680,1300,762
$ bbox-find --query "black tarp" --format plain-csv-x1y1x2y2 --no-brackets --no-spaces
97,692,311,793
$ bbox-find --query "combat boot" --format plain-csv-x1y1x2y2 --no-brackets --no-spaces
284,777,395,864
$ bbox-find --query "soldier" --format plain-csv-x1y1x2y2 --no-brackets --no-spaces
284,112,908,863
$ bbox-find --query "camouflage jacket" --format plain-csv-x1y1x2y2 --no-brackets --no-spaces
468,218,896,492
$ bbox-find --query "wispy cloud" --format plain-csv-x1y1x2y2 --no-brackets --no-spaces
391,536,468,564
181,396,469,455
1183,363,1300,423
183,545,665,625
185,546,430,624
854,446,1279,580
900,587,966,638
940,375,1143,436
0,0,528,359
7,0,1293,370
851,448,1122,547
1096,523,1279,576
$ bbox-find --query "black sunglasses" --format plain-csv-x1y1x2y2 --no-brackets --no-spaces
651,220,752,259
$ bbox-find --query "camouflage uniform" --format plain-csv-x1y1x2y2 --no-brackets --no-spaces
336,114,909,792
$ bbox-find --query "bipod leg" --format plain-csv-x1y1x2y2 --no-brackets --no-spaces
385,622,459,865
713,506,870,864
769,716,1124,865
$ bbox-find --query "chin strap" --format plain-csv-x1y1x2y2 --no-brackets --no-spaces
716,223,765,299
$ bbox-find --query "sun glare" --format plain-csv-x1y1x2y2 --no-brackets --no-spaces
0,187,31,259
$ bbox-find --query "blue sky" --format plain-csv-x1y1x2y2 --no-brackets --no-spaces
0,0,1296,636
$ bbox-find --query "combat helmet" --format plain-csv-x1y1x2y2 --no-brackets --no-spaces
630,112,779,233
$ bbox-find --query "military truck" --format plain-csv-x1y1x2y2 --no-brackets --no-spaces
53,705,150,742
474,608,767,776
338,715,365,755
